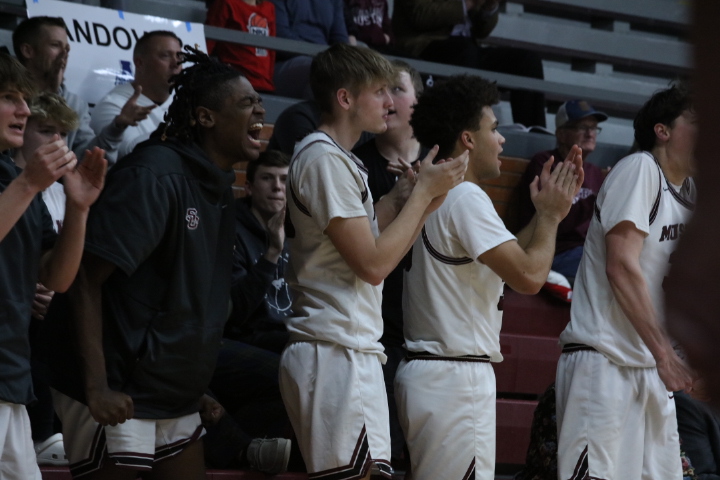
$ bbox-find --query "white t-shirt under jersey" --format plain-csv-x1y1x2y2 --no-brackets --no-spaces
560,151,695,367
403,182,516,362
285,132,385,359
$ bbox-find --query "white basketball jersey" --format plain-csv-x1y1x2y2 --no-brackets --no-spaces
560,151,695,367
285,132,385,357
403,182,516,361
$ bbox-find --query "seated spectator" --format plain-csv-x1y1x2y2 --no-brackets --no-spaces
12,92,80,466
226,149,292,354
675,390,720,480
393,0,547,127
344,0,393,52
13,16,153,165
269,0,348,99
517,99,607,285
352,59,427,470
206,0,276,93
90,31,182,162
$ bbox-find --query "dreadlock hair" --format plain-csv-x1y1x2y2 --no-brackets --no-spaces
411,74,499,159
162,45,245,144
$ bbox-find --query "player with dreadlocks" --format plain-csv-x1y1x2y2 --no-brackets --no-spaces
42,46,265,479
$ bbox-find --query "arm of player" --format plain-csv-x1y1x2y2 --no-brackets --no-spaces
606,221,694,392
38,148,107,293
480,152,581,294
71,252,134,426
326,149,468,285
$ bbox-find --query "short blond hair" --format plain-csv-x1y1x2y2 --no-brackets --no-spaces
28,92,79,131
311,44,394,114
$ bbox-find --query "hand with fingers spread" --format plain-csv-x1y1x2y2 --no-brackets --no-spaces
530,145,583,223
63,147,107,211
114,83,156,129
20,136,78,193
414,146,469,210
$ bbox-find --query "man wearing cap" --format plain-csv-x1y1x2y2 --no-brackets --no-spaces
517,100,608,286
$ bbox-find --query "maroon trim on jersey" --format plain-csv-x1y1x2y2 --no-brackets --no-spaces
421,226,473,266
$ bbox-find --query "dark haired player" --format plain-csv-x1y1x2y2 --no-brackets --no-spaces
44,47,266,480
394,74,582,480
556,84,696,480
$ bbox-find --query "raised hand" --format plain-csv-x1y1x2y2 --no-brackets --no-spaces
266,205,286,254
21,136,77,193
63,147,107,211
529,145,582,222
114,83,156,129
415,146,469,203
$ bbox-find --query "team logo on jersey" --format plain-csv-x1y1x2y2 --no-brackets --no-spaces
186,208,200,230
248,13,270,57
659,223,685,242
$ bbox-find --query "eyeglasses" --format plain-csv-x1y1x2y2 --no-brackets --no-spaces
567,125,602,134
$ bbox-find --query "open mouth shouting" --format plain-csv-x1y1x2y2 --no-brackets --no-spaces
247,122,264,148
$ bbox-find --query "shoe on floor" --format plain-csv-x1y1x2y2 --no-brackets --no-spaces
542,270,572,303
246,437,291,475
35,433,68,466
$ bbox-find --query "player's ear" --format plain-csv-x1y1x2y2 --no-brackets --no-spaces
654,122,670,143
336,88,352,111
460,130,474,150
195,106,215,128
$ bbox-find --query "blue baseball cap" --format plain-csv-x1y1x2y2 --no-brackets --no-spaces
555,100,608,129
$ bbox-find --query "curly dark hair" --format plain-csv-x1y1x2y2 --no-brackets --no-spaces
411,75,499,158
634,82,693,152
162,45,245,143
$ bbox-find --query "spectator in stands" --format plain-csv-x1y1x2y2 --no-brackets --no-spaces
395,73,581,480
41,47,266,480
556,84,696,480
517,99,608,286
675,390,720,480
12,16,154,165
344,0,394,52
269,0,348,99
393,0,547,128
204,150,295,474
352,59,426,469
226,149,291,353
206,0,276,93
90,31,182,162
0,52,106,480
12,92,82,467
281,43,467,480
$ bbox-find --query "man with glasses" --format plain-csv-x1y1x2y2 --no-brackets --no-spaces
517,99,608,286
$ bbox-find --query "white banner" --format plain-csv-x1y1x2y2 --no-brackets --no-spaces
26,0,207,106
